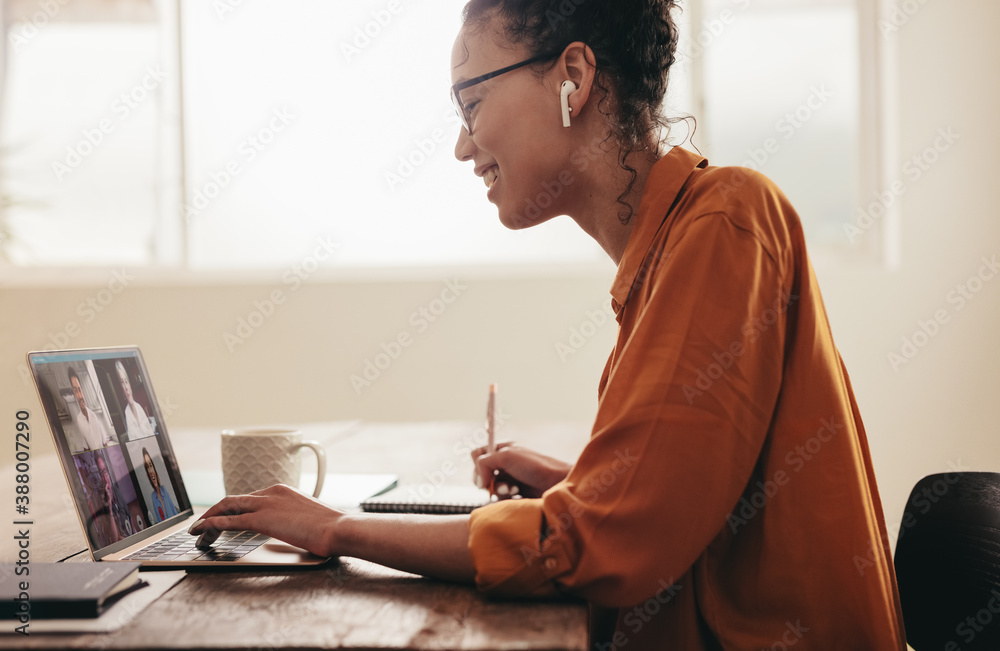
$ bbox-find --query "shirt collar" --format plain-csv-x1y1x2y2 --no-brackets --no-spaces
609,146,708,314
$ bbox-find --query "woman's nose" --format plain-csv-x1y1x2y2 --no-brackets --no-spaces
454,126,476,162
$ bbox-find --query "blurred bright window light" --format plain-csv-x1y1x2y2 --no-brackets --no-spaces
0,0,875,269
696,0,862,254
1,0,165,266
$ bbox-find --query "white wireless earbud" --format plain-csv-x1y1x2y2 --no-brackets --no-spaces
560,80,577,128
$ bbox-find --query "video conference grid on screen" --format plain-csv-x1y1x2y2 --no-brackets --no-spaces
31,350,190,551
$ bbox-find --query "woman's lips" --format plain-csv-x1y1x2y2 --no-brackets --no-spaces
484,167,498,189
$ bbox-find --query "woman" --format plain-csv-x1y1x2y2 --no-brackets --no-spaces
93,452,134,544
116,360,156,440
192,1,906,647
143,447,179,523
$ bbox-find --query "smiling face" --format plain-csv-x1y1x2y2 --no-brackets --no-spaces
143,451,159,490
451,20,575,229
117,364,133,405
97,456,113,506
70,375,88,417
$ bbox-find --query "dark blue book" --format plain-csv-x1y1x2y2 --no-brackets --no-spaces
1,562,146,619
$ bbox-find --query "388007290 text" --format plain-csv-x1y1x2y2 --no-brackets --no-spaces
13,410,33,635
15,410,31,517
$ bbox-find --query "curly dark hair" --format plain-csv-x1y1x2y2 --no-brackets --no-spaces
461,0,686,223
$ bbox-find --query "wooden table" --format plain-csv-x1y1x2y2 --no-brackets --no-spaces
0,421,590,650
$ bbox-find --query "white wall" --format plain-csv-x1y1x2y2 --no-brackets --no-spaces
0,269,618,452
816,0,1000,536
2,0,998,546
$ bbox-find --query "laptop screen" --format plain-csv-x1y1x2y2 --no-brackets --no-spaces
28,347,192,558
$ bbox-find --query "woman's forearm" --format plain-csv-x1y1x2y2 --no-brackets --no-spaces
334,513,477,584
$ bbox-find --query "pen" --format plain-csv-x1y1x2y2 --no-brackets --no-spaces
486,383,497,497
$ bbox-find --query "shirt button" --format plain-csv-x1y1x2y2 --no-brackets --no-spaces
544,558,557,571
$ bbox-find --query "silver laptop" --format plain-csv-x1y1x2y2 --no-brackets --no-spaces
27,346,328,567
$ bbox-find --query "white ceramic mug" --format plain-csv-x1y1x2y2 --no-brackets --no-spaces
221,428,326,497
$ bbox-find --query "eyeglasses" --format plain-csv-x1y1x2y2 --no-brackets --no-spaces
450,52,554,135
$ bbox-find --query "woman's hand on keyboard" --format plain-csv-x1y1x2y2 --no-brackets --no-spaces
189,484,343,557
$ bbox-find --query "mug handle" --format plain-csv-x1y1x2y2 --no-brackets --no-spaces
293,441,327,498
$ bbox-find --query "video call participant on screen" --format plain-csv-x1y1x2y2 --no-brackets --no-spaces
63,402,90,455
116,360,156,440
143,447,178,523
191,1,906,648
68,366,116,451
89,453,134,546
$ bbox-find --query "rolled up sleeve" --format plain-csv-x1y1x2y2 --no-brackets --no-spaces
468,498,568,597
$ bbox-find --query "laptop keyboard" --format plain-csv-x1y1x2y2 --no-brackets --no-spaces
124,529,269,562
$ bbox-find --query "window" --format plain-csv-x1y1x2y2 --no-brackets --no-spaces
1,0,179,266
676,0,894,265
180,0,606,269
0,0,890,270
692,0,861,246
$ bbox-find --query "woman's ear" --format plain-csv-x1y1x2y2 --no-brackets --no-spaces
557,41,597,120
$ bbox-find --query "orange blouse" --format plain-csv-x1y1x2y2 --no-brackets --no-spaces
467,146,906,650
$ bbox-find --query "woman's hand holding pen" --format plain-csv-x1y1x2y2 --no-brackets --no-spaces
471,442,572,500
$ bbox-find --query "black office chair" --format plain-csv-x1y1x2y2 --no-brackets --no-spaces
894,472,1000,650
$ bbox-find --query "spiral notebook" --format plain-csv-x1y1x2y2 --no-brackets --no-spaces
360,485,493,514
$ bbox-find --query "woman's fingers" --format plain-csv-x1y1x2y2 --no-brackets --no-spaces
197,493,255,520
472,468,496,489
470,440,515,461
184,484,343,557
188,485,293,539
474,448,529,496
472,443,511,487
188,510,244,549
